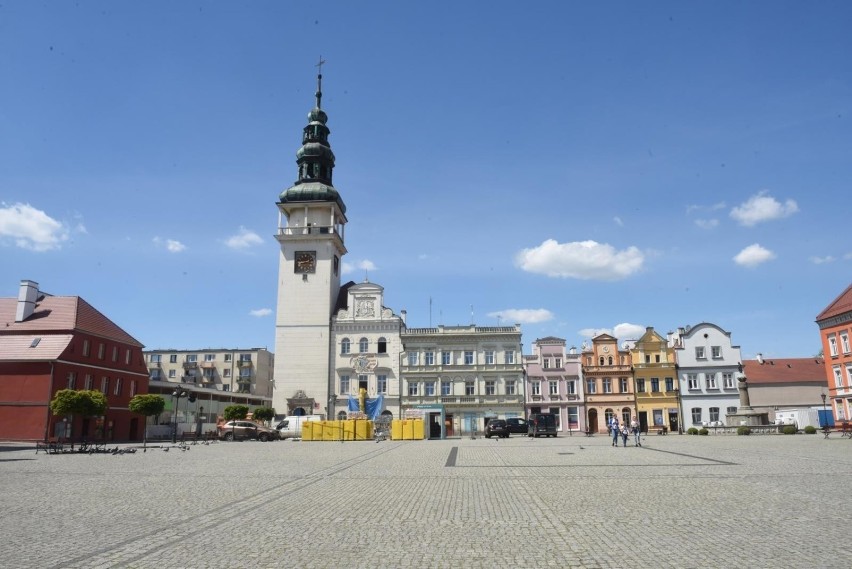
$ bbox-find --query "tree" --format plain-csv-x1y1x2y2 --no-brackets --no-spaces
223,405,249,441
129,394,166,451
252,407,275,425
49,389,108,441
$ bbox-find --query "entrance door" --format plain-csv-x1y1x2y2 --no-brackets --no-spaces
587,408,598,433
668,411,679,433
429,413,442,439
445,414,454,437
639,411,648,433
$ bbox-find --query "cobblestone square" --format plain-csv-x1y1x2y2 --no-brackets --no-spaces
1,433,850,568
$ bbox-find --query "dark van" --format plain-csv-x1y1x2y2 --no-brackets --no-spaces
528,413,558,438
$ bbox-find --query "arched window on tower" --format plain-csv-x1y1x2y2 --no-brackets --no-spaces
341,338,350,354
377,337,387,354
359,338,369,353
608,356,613,366
599,356,605,366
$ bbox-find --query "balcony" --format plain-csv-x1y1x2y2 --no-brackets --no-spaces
237,360,253,368
182,361,198,370
147,361,161,370
200,361,216,369
237,376,253,384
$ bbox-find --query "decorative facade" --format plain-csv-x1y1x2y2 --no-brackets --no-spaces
671,323,742,427
330,281,404,420
523,336,584,433
815,283,852,422
581,334,635,433
400,325,524,438
630,327,680,433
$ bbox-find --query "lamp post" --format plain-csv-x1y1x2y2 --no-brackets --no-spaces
674,386,683,434
821,392,828,428
171,387,187,443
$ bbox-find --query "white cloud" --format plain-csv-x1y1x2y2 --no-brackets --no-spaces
153,236,187,253
730,191,798,226
695,218,719,229
249,308,272,317
687,202,726,215
810,255,835,265
515,239,644,281
0,202,68,251
225,227,263,250
733,243,776,268
342,259,377,275
613,216,623,226
487,308,554,324
579,323,645,341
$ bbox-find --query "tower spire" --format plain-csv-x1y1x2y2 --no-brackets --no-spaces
315,56,325,109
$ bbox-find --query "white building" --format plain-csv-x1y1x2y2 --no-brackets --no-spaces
671,323,743,427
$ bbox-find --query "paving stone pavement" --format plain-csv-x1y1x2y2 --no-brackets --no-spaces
1,432,851,568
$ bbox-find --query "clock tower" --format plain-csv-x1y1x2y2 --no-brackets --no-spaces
272,63,347,417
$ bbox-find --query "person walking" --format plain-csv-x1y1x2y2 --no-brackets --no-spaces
620,423,629,447
610,416,620,447
631,416,641,447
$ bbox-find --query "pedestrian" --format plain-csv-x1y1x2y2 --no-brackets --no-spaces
631,416,641,447
621,424,629,447
610,416,620,446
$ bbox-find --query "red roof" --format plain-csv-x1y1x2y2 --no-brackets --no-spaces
816,283,852,322
743,358,827,385
0,295,143,347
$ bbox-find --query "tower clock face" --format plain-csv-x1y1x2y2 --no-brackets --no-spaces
294,251,316,273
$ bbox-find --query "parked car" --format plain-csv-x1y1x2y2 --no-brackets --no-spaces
218,420,279,441
528,413,558,438
274,415,323,439
485,419,510,438
506,418,528,434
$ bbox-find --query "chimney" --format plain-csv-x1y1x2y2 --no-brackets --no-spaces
15,280,39,322
756,353,764,364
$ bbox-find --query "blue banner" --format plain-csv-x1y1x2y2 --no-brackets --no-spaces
347,395,359,412
365,394,384,420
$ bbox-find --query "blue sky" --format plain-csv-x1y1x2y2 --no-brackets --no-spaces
2,1,850,358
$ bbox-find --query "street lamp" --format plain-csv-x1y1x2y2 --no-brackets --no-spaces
821,392,828,428
171,387,187,443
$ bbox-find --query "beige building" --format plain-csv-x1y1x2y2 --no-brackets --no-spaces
400,325,524,438
144,348,274,397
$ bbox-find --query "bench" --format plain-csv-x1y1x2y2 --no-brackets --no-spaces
35,438,65,454
840,423,852,438
823,426,832,439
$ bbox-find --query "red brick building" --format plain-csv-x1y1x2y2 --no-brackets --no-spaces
0,280,149,442
815,283,852,422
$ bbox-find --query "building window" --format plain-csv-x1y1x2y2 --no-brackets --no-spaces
441,381,451,396
377,337,387,354
240,368,251,378
425,381,436,396
465,381,475,396
425,351,435,366
150,369,161,380
202,369,214,380
504,350,515,364
604,408,615,425
653,409,664,426
586,379,596,394
549,380,558,395
168,370,176,378
130,380,137,397
543,358,550,369
723,373,734,389
204,354,215,361
101,377,109,394
222,385,230,392
377,375,387,394
223,369,231,378
602,378,612,393
111,346,118,362
83,340,90,356
187,354,198,363
608,356,613,366
645,355,651,364
359,338,369,353
125,349,131,365
695,346,705,359
442,351,451,365
691,407,702,424
687,374,699,390
567,406,579,427
833,366,843,388
532,381,541,396
709,407,720,422
566,380,576,395
829,334,838,357
665,377,674,391
170,354,177,363
841,332,851,354
726,406,737,415
150,353,161,363
636,379,646,393
485,381,496,395
66,372,76,389
84,374,93,390
408,381,419,396
341,338,351,354
655,354,661,363
619,378,628,393
599,357,604,366
408,352,418,366
506,380,516,395
97,343,105,360
651,378,660,392
706,373,717,390
711,346,722,359
464,351,474,365
114,378,122,396
224,354,232,362
485,351,495,365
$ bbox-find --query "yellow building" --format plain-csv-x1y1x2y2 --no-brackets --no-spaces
630,327,680,433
